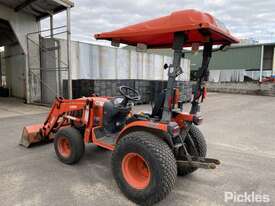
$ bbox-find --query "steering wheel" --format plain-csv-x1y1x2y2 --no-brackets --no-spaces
119,86,141,102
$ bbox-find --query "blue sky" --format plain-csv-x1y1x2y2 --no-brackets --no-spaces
41,0,275,45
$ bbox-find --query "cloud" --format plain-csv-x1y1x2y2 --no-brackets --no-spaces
41,0,275,44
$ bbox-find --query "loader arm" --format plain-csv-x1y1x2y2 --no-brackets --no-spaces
41,98,89,137
20,97,91,148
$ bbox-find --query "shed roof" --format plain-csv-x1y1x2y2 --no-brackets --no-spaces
0,0,74,20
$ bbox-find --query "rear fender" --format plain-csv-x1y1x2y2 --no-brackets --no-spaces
172,112,194,128
117,121,174,148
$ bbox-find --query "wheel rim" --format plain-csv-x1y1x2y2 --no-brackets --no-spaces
57,137,71,158
122,153,151,190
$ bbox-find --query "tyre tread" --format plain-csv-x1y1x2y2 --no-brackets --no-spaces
112,131,177,205
54,127,85,165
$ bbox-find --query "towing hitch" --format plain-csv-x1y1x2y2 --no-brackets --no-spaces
176,143,221,169
177,157,221,169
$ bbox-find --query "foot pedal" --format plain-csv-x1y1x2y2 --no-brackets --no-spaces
94,127,117,145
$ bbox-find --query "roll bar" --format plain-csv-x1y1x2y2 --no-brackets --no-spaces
161,32,186,122
190,42,213,114
161,33,214,121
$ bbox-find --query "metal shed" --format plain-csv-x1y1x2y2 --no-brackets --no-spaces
148,43,275,82
185,44,273,70
185,43,275,82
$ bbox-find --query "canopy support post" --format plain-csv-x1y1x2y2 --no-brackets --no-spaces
161,32,185,122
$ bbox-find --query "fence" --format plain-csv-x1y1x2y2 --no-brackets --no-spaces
27,34,190,105
27,26,69,104
58,40,190,81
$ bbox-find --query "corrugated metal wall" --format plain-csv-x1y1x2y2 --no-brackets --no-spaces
0,51,4,86
59,40,190,81
186,45,262,71
5,44,26,98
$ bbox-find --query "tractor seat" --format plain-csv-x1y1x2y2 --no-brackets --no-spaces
103,97,131,133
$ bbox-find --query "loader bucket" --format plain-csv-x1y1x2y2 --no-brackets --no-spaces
20,124,44,148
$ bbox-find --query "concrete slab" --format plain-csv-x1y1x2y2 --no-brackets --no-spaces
0,93,274,206
0,97,48,119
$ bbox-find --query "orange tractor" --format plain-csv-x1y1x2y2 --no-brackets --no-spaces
20,10,238,205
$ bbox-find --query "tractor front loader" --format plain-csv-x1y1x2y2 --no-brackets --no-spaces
20,9,239,205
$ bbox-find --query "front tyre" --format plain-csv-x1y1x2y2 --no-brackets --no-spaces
111,131,177,206
54,127,85,165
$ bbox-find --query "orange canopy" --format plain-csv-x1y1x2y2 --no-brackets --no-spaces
95,9,239,48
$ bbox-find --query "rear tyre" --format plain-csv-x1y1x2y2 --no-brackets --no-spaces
54,127,85,165
112,131,177,206
177,125,207,176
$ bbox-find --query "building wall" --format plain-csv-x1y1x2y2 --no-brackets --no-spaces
0,4,39,54
0,51,3,86
149,44,275,82
59,40,190,81
207,82,275,96
5,44,26,98
263,46,274,70
0,51,2,86
0,4,40,99
36,39,190,104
